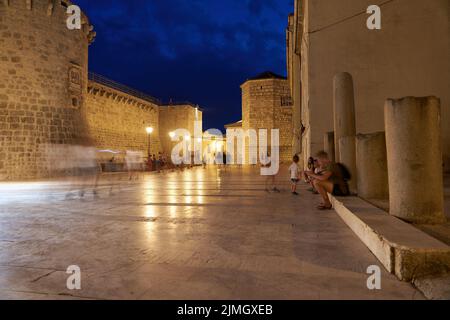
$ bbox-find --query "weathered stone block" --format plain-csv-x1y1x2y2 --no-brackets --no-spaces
385,96,445,224
356,132,389,200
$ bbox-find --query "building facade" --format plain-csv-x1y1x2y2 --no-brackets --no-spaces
291,0,450,171
159,103,203,156
241,72,293,163
286,7,303,157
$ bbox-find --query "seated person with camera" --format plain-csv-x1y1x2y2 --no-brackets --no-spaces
304,151,350,211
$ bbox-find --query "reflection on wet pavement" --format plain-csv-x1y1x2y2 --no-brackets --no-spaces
0,167,422,299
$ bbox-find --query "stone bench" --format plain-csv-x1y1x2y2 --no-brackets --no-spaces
330,195,450,282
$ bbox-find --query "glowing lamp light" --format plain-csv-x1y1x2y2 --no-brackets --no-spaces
146,127,154,134
169,132,175,138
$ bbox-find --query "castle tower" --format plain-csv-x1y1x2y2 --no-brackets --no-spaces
241,72,293,163
0,0,95,180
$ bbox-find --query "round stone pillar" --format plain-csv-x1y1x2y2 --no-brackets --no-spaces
385,96,445,224
324,132,335,162
356,132,389,200
339,136,357,194
333,72,356,162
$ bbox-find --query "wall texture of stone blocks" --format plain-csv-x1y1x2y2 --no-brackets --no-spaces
85,81,161,162
159,104,202,156
0,0,94,180
241,78,293,163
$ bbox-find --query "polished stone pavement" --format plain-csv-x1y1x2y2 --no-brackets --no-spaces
0,166,423,300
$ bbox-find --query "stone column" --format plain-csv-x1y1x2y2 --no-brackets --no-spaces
356,132,389,200
339,136,357,194
324,132,335,162
333,72,356,163
385,96,445,224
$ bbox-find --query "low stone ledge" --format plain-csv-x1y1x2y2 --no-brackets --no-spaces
329,195,450,282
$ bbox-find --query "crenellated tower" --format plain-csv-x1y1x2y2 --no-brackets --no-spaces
0,0,95,179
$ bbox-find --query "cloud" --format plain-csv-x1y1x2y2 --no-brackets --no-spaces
76,0,293,129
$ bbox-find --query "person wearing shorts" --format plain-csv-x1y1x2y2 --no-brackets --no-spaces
304,151,349,210
289,155,301,195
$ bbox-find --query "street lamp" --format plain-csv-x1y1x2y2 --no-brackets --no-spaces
146,127,153,158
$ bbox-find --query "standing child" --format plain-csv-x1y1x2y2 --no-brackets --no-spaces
289,155,301,195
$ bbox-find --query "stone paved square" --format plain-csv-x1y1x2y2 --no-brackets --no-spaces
0,167,422,300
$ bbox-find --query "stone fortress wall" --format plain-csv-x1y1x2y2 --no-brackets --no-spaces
85,79,162,163
0,0,201,180
0,0,95,180
85,82,201,167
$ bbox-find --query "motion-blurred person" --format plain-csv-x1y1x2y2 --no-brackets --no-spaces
126,150,144,181
262,152,280,193
78,146,101,198
65,145,100,199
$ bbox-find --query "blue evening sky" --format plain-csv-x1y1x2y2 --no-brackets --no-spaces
76,0,294,130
